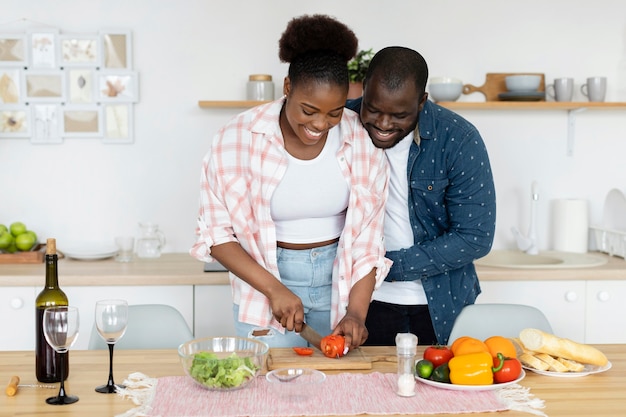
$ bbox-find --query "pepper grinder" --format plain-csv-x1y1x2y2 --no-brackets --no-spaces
395,333,418,397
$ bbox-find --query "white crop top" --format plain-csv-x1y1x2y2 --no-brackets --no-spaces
271,128,349,243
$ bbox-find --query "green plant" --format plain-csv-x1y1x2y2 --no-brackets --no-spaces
347,48,374,83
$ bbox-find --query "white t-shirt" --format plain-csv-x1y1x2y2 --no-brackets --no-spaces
373,134,427,305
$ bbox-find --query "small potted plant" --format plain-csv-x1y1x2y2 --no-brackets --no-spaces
347,48,373,99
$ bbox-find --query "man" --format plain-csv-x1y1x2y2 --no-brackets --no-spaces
347,46,496,345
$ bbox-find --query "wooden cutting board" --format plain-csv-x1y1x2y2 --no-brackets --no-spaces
267,347,372,370
463,73,545,101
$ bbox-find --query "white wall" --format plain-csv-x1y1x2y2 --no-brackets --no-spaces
1,0,625,254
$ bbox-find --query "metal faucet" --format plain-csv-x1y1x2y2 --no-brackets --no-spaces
511,181,539,255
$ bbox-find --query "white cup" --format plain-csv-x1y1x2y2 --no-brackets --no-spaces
115,236,135,262
580,76,607,102
546,78,574,102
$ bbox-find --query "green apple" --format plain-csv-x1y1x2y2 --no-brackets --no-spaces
16,233,36,251
0,224,8,235
25,230,37,243
5,241,17,253
10,222,27,237
0,232,14,250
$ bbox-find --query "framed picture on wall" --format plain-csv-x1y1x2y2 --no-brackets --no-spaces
27,29,59,69
97,71,138,102
59,34,99,67
100,29,132,70
0,105,31,138
23,70,66,102
0,34,27,67
60,105,103,138
30,104,61,144
102,103,133,143
66,68,95,103
0,68,23,104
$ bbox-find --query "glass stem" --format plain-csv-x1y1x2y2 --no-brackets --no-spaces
58,352,67,399
107,343,116,387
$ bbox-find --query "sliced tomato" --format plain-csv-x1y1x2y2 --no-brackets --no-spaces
292,347,314,356
320,335,346,359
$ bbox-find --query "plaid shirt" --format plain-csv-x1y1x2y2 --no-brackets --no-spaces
190,98,391,330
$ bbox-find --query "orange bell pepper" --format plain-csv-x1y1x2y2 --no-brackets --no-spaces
484,336,517,362
451,337,489,356
448,351,494,385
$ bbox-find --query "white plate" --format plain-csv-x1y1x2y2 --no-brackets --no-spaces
62,244,118,260
602,189,626,231
523,361,612,378
416,369,525,391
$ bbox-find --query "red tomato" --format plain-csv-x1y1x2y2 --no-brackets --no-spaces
423,345,454,368
492,353,522,383
292,347,314,356
320,335,346,359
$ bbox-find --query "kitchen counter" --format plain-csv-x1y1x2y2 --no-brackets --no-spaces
1,252,624,287
0,345,623,417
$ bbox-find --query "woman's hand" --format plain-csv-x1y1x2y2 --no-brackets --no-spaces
333,313,368,351
266,285,305,332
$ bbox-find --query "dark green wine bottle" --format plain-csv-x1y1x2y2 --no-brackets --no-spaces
35,238,69,383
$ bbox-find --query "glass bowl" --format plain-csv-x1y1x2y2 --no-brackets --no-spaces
178,336,269,391
266,368,326,401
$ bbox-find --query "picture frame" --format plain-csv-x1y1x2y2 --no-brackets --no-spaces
27,29,59,69
59,34,100,67
31,104,62,144
60,105,102,137
66,68,95,103
0,34,27,67
97,71,138,102
23,70,66,102
0,68,23,104
100,29,132,70
102,103,133,143
0,105,31,138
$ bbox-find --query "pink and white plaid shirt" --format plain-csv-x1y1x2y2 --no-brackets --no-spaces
190,98,391,330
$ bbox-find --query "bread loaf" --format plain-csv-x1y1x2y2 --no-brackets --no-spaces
519,352,550,371
519,328,608,367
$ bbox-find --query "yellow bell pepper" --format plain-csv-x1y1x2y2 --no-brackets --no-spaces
448,351,494,385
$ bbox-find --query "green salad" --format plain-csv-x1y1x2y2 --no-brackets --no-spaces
189,351,259,389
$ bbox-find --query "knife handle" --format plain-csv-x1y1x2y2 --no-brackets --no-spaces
6,376,19,397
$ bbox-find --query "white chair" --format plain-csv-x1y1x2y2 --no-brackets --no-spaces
448,303,553,343
88,304,194,350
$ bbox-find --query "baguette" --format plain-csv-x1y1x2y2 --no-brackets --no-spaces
519,352,550,371
519,328,608,367
535,353,568,372
557,357,585,372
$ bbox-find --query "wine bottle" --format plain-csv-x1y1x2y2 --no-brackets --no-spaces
35,238,69,383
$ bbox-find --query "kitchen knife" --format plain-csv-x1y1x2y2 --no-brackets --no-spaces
299,323,323,351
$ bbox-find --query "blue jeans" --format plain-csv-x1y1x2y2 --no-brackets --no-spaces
233,242,336,348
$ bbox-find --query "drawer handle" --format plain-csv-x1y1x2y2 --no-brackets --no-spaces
10,298,24,309
597,291,610,302
564,291,578,302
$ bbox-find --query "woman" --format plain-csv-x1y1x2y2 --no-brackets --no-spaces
191,15,390,350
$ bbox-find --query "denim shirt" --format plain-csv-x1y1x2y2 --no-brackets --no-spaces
347,99,496,344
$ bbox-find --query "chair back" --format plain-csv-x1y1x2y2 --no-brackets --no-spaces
88,304,194,350
448,303,553,343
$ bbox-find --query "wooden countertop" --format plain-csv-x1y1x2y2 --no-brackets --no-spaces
0,252,624,287
1,345,623,417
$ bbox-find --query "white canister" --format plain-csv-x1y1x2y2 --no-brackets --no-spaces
247,74,274,101
550,199,589,253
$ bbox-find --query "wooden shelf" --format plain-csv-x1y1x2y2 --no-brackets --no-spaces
437,101,626,110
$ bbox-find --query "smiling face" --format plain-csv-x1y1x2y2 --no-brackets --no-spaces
280,77,346,153
360,73,427,149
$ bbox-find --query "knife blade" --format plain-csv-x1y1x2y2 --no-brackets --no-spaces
299,323,323,351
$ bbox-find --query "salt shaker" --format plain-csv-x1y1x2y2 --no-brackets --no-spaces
246,74,274,101
395,332,418,397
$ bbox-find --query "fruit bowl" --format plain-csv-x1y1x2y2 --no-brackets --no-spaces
178,336,269,391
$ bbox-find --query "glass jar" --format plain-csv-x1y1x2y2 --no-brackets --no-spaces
136,222,166,258
395,333,418,397
247,74,274,101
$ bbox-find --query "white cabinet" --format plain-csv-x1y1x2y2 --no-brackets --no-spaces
193,285,235,338
1,287,36,351
585,281,626,343
59,286,194,350
478,280,586,342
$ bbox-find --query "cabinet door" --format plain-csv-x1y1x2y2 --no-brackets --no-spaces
585,281,626,344
194,285,235,338
0,287,36,351
478,280,586,342
65,286,194,350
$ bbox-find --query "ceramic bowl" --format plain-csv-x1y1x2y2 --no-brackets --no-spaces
266,368,326,401
505,75,542,92
428,77,463,102
178,336,269,391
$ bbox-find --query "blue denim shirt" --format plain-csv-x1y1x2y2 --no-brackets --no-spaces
347,99,496,344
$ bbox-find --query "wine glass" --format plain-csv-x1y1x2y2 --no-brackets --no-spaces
42,306,80,405
94,299,128,393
